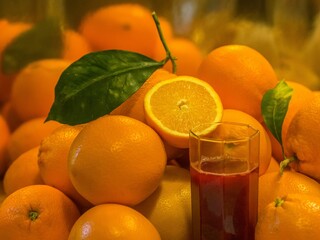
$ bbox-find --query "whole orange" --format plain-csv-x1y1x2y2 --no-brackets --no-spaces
10,59,71,122
68,115,167,206
3,146,43,195
79,3,158,58
0,185,80,240
256,194,320,240
222,109,272,175
258,170,320,214
285,93,320,181
197,44,278,122
68,203,161,240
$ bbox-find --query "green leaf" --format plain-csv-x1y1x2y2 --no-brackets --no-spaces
261,80,293,146
1,18,63,74
46,50,165,125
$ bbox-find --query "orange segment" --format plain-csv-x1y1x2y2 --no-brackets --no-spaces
144,76,223,148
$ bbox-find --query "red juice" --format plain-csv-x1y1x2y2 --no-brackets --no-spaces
190,160,259,240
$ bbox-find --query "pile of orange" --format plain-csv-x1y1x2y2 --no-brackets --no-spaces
0,2,320,240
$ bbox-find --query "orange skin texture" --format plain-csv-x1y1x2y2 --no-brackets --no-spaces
197,44,279,122
62,29,92,61
264,157,280,174
68,204,161,240
256,194,320,240
258,170,320,214
0,185,80,240
79,3,158,58
3,146,43,195
38,124,92,211
6,117,61,163
285,94,320,181
68,115,167,206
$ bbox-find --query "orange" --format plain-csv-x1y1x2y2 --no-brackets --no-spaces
264,156,280,174
0,114,10,175
68,203,161,240
111,68,176,123
255,194,320,240
153,37,204,76
221,109,272,175
79,3,158,58
38,123,92,210
0,19,32,103
10,59,71,122
134,165,192,240
62,29,92,61
285,93,320,181
197,44,279,122
0,185,80,240
144,75,223,148
258,170,320,214
68,115,167,206
3,146,43,195
6,117,61,163
266,80,313,162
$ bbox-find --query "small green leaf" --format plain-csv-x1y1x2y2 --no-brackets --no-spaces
261,80,293,147
46,50,165,125
1,18,63,74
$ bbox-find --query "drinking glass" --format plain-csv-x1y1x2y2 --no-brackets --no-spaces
189,122,260,240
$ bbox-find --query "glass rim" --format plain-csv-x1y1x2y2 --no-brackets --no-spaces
189,121,260,143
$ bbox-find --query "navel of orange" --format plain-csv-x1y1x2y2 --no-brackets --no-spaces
144,76,223,148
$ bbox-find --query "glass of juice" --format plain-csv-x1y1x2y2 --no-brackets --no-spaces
189,122,260,240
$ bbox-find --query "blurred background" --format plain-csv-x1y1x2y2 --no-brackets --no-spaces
1,0,320,90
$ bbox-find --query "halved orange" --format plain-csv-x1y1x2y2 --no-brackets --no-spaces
144,76,223,148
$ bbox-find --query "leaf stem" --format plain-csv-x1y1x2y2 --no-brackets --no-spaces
152,11,177,74
279,156,297,175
